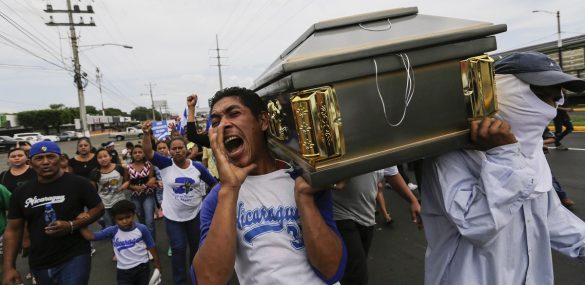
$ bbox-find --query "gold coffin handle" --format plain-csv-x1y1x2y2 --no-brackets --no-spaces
290,87,344,166
461,55,498,119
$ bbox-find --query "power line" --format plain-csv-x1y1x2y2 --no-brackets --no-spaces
0,31,68,70
0,63,64,71
0,9,65,65
230,0,316,62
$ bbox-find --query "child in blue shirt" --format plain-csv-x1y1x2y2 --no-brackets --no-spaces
79,200,161,285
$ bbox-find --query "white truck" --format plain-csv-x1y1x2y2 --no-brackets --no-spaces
109,127,143,141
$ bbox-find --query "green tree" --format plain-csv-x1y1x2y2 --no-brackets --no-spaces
49,104,65,110
104,108,129,117
85,105,99,115
130,107,160,121
17,109,69,133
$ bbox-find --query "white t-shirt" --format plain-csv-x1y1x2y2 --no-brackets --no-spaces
93,223,154,270
383,166,399,177
151,152,217,222
199,162,344,285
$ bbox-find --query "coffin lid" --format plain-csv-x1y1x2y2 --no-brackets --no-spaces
251,7,506,91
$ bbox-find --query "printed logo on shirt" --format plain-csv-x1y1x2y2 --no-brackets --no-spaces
237,202,304,250
24,195,66,208
113,237,143,251
100,178,120,193
172,177,197,195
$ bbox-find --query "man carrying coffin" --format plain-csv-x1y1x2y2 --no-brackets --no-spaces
421,52,585,285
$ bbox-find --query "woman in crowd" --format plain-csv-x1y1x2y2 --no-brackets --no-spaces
154,140,170,219
123,145,157,241
142,121,217,285
1,147,36,283
69,137,99,180
0,148,36,192
59,154,73,173
90,148,128,228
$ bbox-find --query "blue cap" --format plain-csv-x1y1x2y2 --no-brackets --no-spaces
29,141,61,158
495,52,585,92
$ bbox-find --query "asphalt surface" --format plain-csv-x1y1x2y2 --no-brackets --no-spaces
2,133,585,284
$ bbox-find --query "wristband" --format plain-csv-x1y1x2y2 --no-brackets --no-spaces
69,221,74,234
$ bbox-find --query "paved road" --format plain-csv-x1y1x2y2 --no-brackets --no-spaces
3,133,585,284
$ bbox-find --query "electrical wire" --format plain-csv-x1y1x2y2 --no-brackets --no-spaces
0,31,68,71
229,0,315,63
0,9,65,65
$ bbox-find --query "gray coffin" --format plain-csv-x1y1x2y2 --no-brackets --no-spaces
252,7,507,186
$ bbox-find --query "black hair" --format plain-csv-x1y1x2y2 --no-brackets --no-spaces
125,141,134,148
15,141,31,148
95,148,111,157
110,200,136,218
130,145,144,162
78,137,92,146
209,86,267,117
156,140,169,148
7,147,26,157
169,136,188,147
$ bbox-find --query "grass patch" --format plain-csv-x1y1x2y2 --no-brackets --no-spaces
570,115,585,126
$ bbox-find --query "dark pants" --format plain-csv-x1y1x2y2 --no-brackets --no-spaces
165,215,200,285
31,254,91,285
117,262,150,285
552,175,567,200
553,116,573,145
132,195,156,241
336,219,374,285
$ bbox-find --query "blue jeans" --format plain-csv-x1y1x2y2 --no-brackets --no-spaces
132,195,156,241
117,262,150,285
165,215,200,285
103,208,114,228
552,175,567,200
31,254,91,285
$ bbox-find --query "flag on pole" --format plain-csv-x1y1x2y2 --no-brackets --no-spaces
176,108,188,136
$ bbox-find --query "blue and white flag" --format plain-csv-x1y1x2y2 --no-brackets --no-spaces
176,108,188,137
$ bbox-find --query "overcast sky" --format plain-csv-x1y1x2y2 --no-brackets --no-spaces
1,0,584,115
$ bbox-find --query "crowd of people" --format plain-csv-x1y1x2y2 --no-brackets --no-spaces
0,51,585,285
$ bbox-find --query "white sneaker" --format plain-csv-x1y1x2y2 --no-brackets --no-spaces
407,183,418,191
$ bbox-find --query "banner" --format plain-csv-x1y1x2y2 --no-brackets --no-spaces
151,120,170,141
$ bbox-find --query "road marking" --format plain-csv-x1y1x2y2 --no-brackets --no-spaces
549,147,585,151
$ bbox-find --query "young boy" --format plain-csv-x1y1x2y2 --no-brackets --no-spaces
79,200,161,284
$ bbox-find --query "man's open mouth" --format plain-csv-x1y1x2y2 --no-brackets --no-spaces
224,135,244,155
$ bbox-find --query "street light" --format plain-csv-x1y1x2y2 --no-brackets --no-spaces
78,43,133,51
74,43,132,135
532,10,563,69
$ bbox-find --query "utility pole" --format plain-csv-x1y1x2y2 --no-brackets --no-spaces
45,0,96,136
556,11,563,69
212,34,226,90
96,67,105,116
141,83,156,120
533,10,563,69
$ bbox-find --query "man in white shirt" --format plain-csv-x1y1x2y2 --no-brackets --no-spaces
421,52,585,285
192,87,346,285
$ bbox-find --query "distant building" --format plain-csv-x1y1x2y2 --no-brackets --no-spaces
0,114,19,128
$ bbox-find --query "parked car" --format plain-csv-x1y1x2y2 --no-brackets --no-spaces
0,136,18,152
108,127,143,141
43,135,60,142
13,132,44,143
58,131,83,141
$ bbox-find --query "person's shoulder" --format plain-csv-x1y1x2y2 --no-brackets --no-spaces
135,223,149,232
